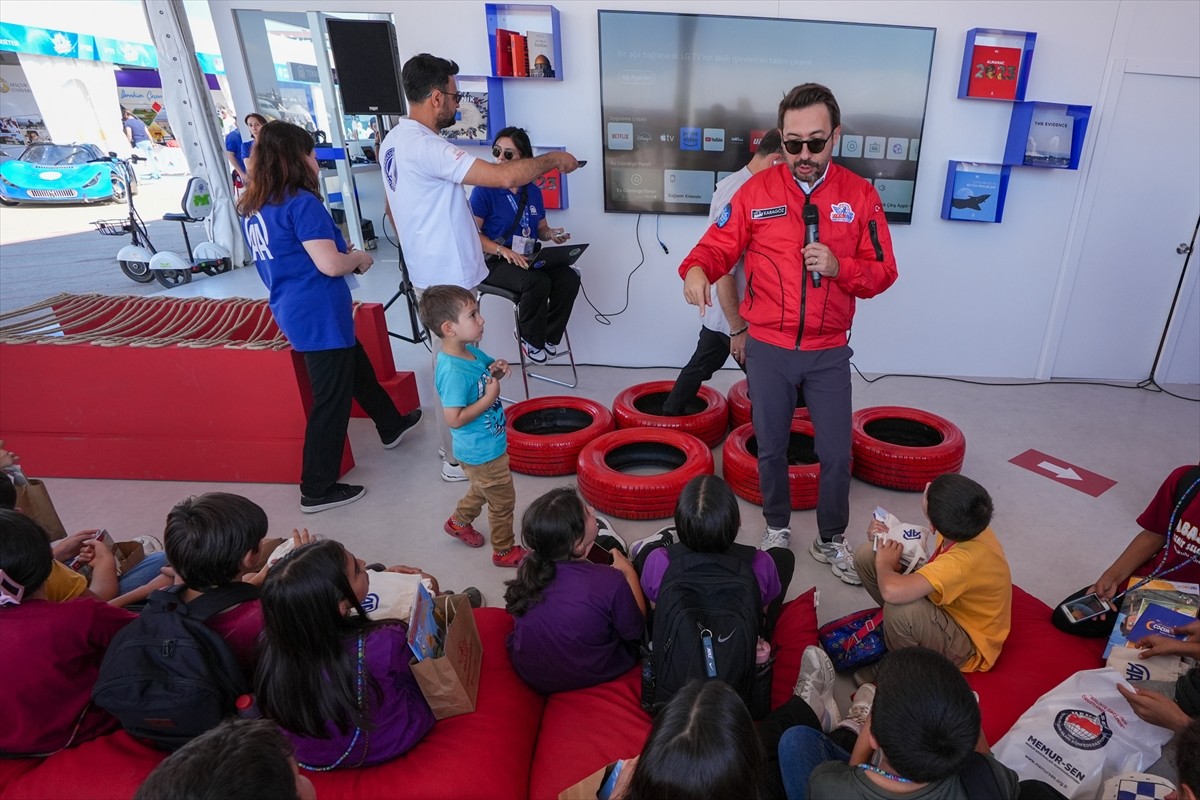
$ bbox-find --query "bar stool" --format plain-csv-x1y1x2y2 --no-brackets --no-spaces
477,282,578,400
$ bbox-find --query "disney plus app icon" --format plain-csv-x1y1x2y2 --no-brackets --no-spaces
679,127,702,151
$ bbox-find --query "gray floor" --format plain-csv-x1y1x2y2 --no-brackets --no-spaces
24,255,1200,631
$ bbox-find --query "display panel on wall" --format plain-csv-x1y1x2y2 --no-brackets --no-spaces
597,11,935,223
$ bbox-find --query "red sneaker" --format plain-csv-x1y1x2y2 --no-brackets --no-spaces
492,545,529,568
444,517,484,548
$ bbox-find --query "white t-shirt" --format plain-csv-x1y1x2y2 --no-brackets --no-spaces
702,166,751,336
380,119,489,290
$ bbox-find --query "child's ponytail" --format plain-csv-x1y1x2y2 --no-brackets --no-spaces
503,487,587,616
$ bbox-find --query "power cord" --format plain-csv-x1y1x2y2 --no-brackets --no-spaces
655,214,669,254
849,363,1198,402
578,214,649,325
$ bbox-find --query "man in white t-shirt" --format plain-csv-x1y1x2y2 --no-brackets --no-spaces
381,53,579,481
661,129,785,416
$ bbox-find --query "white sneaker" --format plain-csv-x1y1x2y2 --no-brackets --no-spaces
630,525,675,561
593,515,628,556
834,683,875,736
809,534,851,564
440,460,468,482
794,645,840,732
760,525,792,550
830,546,862,585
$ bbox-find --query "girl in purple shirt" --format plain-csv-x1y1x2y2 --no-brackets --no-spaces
504,487,646,693
256,539,434,769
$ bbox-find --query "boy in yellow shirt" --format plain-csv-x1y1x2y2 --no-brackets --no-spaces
851,473,1011,672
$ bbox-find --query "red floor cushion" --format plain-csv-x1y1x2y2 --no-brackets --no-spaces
0,608,544,800
528,590,819,800
965,586,1105,745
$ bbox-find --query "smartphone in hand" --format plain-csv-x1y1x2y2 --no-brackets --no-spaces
584,543,614,565
1061,592,1112,623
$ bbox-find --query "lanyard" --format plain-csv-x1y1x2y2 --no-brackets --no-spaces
1114,477,1200,601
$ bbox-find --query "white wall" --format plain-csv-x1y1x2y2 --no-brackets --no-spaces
208,0,1200,383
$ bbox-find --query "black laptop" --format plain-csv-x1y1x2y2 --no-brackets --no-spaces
529,243,589,270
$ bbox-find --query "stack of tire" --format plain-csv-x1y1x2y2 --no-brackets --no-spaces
851,406,966,491
576,428,714,520
727,378,809,429
722,417,837,510
506,397,615,476
612,381,729,447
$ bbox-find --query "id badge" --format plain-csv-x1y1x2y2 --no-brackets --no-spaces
511,234,535,257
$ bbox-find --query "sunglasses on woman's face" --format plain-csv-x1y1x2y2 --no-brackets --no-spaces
492,146,518,160
782,136,831,155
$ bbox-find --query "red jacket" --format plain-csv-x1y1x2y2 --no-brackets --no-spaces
679,163,898,350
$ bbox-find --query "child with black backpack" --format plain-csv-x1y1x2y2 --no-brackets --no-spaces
504,486,646,694
636,475,795,718
0,508,135,755
255,538,435,769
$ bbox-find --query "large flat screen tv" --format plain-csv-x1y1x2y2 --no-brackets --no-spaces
598,11,936,224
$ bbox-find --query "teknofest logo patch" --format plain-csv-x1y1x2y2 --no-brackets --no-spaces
829,202,855,223
1054,709,1113,751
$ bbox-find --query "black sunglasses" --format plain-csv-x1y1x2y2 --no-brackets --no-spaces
437,89,464,103
782,136,831,155
492,146,518,160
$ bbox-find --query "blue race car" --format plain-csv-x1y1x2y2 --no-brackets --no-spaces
0,142,138,206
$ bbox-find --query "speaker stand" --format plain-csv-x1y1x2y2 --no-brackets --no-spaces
383,243,428,345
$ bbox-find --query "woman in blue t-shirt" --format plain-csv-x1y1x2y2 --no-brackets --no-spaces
470,126,581,364
237,121,420,513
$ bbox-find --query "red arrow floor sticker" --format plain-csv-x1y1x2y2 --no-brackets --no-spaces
1009,450,1117,497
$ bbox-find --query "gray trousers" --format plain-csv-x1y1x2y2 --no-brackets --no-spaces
745,337,853,535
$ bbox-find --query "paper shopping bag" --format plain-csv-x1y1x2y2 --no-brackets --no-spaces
11,471,68,541
409,593,482,719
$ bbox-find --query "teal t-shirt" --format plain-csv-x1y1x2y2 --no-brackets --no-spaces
434,345,507,465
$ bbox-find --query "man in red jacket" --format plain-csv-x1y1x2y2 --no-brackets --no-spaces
681,83,898,563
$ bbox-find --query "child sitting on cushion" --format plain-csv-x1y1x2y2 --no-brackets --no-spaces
850,473,1011,672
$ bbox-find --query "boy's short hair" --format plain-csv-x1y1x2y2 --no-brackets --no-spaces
871,647,980,783
418,285,475,339
133,718,302,800
0,508,54,597
164,492,268,590
674,475,740,553
926,473,993,541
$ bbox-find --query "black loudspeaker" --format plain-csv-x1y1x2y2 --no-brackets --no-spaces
326,19,405,116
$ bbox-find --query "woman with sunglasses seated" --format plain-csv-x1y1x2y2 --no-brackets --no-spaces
471,127,580,364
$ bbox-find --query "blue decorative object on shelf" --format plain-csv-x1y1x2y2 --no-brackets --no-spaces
1003,102,1092,170
941,161,1011,223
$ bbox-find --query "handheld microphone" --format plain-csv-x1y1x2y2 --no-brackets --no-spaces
803,203,820,289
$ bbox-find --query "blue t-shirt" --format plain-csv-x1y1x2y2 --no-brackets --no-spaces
469,183,545,249
124,116,150,145
224,128,244,172
434,344,506,465
242,190,354,352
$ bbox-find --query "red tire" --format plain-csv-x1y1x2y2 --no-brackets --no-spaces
577,428,714,520
727,378,809,430
851,406,966,491
612,380,728,448
721,420,833,510
506,396,616,476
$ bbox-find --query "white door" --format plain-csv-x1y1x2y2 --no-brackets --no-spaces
1051,67,1199,381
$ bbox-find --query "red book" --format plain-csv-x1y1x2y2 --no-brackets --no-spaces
536,168,561,209
511,34,529,78
967,45,1021,99
494,29,516,77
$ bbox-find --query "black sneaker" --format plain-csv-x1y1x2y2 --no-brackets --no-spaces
300,483,366,513
383,409,422,449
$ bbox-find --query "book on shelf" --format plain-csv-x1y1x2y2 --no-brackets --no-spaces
527,30,556,78
948,164,1002,222
536,168,561,209
1103,577,1199,658
1025,104,1074,166
966,36,1023,100
494,28,517,77
510,33,529,78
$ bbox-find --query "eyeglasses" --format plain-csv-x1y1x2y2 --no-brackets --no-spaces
782,136,831,155
436,89,463,104
492,146,518,160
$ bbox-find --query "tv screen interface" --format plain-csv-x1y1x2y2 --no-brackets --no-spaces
598,11,935,224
